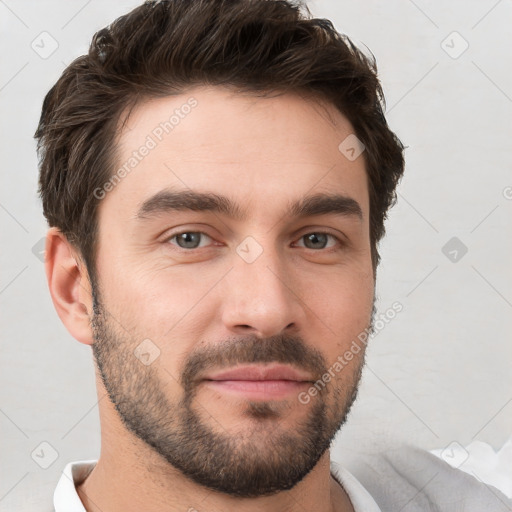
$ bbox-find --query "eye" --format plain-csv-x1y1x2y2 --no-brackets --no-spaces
295,232,340,250
167,231,213,249
164,230,342,251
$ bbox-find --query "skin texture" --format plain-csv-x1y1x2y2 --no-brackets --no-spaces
45,86,375,512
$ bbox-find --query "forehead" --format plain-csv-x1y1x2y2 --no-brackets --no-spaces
105,86,369,221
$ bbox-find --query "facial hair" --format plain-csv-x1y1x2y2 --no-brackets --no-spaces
90,286,372,498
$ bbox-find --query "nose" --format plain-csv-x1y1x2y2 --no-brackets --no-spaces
221,242,305,338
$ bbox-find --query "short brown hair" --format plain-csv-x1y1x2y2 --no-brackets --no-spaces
35,0,404,284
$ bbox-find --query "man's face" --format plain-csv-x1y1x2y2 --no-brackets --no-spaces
90,86,375,497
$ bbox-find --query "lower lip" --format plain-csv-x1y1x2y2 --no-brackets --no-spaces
203,380,310,399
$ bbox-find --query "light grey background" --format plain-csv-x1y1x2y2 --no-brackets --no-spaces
1,0,511,510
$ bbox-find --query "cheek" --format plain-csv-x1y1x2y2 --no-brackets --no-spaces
321,278,372,394
312,266,374,334
102,260,223,342
310,272,374,378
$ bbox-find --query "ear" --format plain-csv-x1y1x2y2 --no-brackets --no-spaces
44,227,94,346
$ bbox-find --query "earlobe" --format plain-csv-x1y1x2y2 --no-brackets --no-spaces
44,227,95,346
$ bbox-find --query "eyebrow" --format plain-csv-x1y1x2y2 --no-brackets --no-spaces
135,189,363,223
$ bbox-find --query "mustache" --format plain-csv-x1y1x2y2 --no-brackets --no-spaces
180,334,328,392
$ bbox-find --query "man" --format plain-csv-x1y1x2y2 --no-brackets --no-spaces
35,1,511,511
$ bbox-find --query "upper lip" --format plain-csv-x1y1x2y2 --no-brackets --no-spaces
203,364,314,382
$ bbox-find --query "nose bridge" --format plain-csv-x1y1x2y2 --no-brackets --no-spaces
222,236,302,336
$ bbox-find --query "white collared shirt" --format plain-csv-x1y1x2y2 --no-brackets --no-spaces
53,460,382,512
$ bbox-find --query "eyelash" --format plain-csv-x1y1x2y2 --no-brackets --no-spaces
164,230,344,252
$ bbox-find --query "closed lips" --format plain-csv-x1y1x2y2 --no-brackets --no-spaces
203,364,314,382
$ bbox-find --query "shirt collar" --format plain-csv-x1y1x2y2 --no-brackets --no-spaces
333,465,382,512
54,460,97,512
